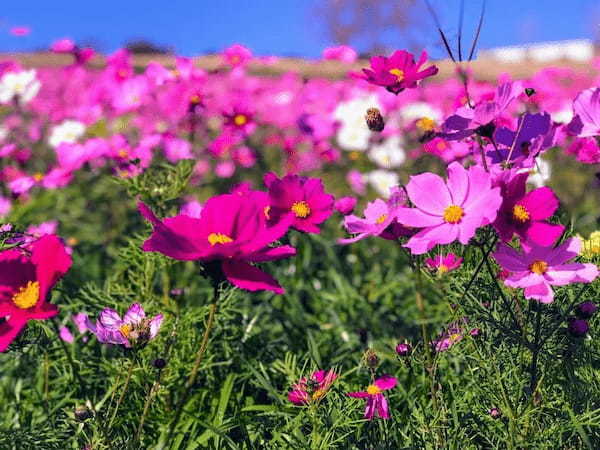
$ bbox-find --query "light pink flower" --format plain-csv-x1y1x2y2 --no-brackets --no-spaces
396,162,502,254
493,238,599,303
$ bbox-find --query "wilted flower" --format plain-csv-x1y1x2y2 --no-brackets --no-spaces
85,303,163,348
348,375,397,420
288,369,337,405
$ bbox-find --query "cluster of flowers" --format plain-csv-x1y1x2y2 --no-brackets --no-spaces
0,42,599,219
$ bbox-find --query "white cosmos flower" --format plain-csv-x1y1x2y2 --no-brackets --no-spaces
48,120,86,148
368,136,406,169
526,159,551,188
399,101,441,122
334,94,381,151
367,170,399,198
0,70,41,104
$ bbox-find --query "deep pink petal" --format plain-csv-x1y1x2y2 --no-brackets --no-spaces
222,260,284,294
374,375,397,390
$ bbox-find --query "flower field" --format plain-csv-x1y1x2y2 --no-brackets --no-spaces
2,42,600,449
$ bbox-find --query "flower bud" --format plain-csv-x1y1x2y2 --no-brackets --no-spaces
74,405,93,422
153,358,167,369
488,407,502,419
568,318,589,337
395,342,411,357
363,348,379,369
365,107,385,132
576,301,598,320
334,196,357,215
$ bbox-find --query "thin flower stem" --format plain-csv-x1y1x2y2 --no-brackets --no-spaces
165,285,220,444
51,318,86,390
528,302,543,393
108,356,135,428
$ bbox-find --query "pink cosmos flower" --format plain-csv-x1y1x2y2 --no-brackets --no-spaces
431,319,478,352
493,237,599,304
348,375,397,420
566,137,600,164
139,190,296,294
288,369,338,405
339,196,403,244
322,45,357,63
492,172,564,246
85,303,163,348
0,235,71,351
51,38,76,53
425,253,463,275
334,196,357,215
396,162,502,254
358,50,438,94
264,173,334,234
567,88,600,137
222,44,253,67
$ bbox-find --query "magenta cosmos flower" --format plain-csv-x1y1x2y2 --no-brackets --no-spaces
493,238,599,304
425,253,463,275
139,190,296,294
85,303,163,348
493,172,564,246
348,375,397,420
288,369,338,405
567,88,600,137
264,173,334,234
0,235,71,351
396,162,502,255
359,50,438,94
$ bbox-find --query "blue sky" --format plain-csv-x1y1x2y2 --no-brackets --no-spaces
0,0,598,58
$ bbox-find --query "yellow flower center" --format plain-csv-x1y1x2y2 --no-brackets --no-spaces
376,214,387,224
189,94,201,104
33,172,44,182
291,201,311,218
443,205,464,224
366,384,382,395
208,232,233,246
233,114,248,126
438,264,449,274
416,117,436,132
529,260,548,275
449,333,462,343
312,389,326,400
348,151,361,161
119,324,132,338
118,149,129,158
264,205,271,220
12,281,40,309
389,68,405,81
436,141,447,151
512,204,530,223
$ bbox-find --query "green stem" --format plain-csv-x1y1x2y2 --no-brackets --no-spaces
528,302,543,393
108,357,135,428
164,286,219,444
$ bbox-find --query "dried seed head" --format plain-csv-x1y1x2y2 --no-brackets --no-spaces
365,107,385,132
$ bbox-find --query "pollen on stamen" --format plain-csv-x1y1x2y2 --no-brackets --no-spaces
389,68,404,81
291,201,311,218
376,214,387,224
208,232,233,246
233,114,248,126
443,205,464,224
512,204,530,223
529,260,548,275
12,281,40,309
366,385,382,395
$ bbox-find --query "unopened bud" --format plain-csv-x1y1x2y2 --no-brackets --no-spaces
488,407,502,419
568,318,589,337
74,405,93,422
153,358,167,369
576,301,598,319
365,108,385,132
395,342,411,357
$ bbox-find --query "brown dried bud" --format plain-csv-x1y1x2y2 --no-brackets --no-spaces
365,108,385,132
363,348,380,369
